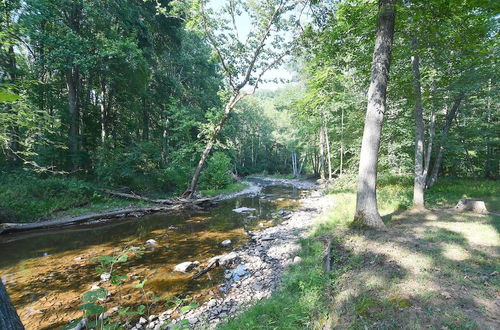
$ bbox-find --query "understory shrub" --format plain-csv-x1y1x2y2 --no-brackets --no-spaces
199,152,233,190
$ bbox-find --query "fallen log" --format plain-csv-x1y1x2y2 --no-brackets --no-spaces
98,189,172,204
99,189,217,206
0,205,181,235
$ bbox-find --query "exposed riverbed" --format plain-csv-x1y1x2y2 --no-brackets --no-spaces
0,179,319,329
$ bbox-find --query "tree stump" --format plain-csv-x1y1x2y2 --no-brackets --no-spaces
454,199,488,214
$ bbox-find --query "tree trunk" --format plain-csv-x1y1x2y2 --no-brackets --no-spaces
0,281,24,330
298,151,307,176
423,105,435,178
354,0,396,229
340,108,344,176
183,93,240,197
411,49,425,209
66,68,79,169
426,93,464,188
324,122,333,180
319,124,326,180
142,97,149,141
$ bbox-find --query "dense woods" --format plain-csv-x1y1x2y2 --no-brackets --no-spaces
0,0,498,329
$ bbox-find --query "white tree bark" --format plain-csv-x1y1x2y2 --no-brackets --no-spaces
412,50,425,209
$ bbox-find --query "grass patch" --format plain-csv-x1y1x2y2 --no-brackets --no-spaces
0,173,150,223
219,175,500,329
250,173,296,180
200,182,249,197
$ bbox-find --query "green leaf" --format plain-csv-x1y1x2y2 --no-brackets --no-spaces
82,288,108,302
115,254,128,263
79,303,106,317
95,255,115,265
62,317,83,330
0,90,19,102
136,304,146,315
111,274,128,285
86,319,103,329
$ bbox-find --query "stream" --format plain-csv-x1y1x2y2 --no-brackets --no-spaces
0,182,307,329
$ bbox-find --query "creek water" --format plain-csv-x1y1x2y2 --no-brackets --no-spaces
0,184,305,329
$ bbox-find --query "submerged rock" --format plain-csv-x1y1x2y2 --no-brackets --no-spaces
220,239,232,247
174,261,200,273
232,207,256,213
145,239,158,246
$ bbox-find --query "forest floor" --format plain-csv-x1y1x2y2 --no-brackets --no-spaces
220,176,500,329
324,208,499,329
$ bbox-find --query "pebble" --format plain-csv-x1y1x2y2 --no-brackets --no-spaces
136,187,332,329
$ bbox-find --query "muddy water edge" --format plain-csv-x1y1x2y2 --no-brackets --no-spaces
0,184,307,329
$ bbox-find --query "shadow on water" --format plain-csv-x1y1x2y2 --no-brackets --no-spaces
0,185,305,329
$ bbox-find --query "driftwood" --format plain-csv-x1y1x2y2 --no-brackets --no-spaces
191,259,219,280
99,189,216,206
0,194,218,235
99,189,171,204
0,205,180,235
454,199,488,214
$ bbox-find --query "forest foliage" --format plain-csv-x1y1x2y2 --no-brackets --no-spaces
0,0,498,222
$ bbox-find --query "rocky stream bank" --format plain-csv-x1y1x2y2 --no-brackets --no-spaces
126,181,334,329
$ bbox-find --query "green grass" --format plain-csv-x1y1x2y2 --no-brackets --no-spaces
218,175,500,329
200,182,249,197
0,174,150,223
250,173,296,179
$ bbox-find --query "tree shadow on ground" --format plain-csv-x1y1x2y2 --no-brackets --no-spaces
326,209,499,329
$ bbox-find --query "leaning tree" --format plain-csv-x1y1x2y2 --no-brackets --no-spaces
178,0,304,197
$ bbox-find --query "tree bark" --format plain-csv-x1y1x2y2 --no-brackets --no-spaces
183,93,241,197
354,0,396,229
340,107,344,176
66,68,79,168
319,123,326,180
411,49,425,209
0,281,24,330
426,93,464,188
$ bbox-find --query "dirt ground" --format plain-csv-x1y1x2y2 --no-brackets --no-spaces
326,208,500,329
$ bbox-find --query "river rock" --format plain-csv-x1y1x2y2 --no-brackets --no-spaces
100,272,111,282
220,239,232,247
145,239,158,246
174,261,200,273
209,252,239,267
232,207,256,213
292,256,302,264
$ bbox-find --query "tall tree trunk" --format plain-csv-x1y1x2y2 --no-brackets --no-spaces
142,97,149,141
0,281,24,329
426,93,464,188
423,106,435,178
354,0,396,229
340,107,344,176
411,49,425,209
298,151,307,176
325,122,333,180
183,93,241,197
319,124,326,180
66,68,79,169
